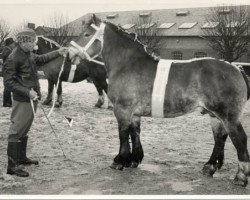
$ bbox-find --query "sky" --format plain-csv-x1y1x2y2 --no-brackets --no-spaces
1,0,250,27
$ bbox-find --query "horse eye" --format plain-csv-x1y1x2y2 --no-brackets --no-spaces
84,33,90,37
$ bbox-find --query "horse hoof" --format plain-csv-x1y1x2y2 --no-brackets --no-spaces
130,161,139,168
55,102,62,108
202,164,216,177
42,100,52,105
110,162,124,170
233,173,248,187
124,162,131,168
107,106,113,110
95,103,102,108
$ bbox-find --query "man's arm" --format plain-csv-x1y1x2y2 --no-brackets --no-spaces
33,47,68,67
33,50,61,67
3,56,30,97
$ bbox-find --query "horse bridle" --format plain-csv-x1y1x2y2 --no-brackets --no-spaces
69,23,105,66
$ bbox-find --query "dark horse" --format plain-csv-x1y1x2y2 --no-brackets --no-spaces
36,35,109,108
241,66,250,82
68,15,250,186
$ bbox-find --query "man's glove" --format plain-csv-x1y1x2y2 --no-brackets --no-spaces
29,88,39,101
58,47,69,57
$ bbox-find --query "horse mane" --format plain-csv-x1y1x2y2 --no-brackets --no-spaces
37,35,61,49
104,21,160,61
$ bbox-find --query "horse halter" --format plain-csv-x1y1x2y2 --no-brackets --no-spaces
69,23,105,66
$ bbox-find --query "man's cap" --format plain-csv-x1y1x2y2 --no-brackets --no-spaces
16,28,36,42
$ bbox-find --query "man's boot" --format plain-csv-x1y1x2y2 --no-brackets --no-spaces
19,136,39,165
7,142,29,177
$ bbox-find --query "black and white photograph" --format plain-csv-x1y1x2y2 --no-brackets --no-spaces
0,0,250,199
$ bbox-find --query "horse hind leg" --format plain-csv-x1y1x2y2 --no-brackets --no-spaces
222,119,250,186
203,116,228,177
102,79,113,110
92,78,105,108
42,79,54,105
130,116,144,168
55,81,63,108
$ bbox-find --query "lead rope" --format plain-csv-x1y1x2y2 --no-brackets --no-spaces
47,56,67,118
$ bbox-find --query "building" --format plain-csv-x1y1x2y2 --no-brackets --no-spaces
35,6,250,62
65,6,250,62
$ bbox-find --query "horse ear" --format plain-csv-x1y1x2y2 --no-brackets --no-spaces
92,14,98,25
92,14,102,25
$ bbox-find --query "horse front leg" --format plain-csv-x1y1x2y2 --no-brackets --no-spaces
55,80,63,108
110,108,132,170
130,116,144,168
42,79,54,105
203,116,228,176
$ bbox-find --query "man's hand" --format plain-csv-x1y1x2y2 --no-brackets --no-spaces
58,47,69,57
29,89,39,101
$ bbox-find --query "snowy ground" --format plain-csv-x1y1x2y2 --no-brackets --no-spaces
0,78,250,195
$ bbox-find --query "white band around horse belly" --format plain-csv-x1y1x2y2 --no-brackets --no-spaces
152,59,172,118
67,64,77,82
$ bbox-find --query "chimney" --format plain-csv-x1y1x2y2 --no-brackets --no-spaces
27,23,35,30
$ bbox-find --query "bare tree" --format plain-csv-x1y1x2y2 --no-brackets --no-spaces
0,18,11,47
11,20,29,39
44,12,73,46
202,5,250,62
131,15,161,55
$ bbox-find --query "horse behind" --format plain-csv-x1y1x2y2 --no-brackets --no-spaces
36,35,109,108
69,14,250,186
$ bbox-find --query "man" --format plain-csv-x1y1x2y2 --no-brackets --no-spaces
2,38,16,107
3,28,68,177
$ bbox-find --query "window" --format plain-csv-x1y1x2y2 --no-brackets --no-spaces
106,14,118,19
219,53,225,60
122,24,136,30
179,22,197,29
158,23,175,29
226,21,242,28
202,22,219,29
176,11,189,16
172,51,183,60
139,12,151,17
247,53,250,62
218,9,231,14
137,23,155,29
194,52,207,58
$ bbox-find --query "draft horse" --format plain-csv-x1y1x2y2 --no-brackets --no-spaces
36,35,109,108
68,15,250,186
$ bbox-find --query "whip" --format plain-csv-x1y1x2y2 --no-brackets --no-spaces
40,105,67,158
30,88,67,158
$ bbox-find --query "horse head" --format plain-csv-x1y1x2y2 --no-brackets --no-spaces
68,14,104,65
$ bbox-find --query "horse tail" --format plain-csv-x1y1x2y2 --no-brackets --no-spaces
238,65,250,100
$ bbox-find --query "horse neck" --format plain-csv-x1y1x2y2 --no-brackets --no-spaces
102,25,150,76
42,46,58,54
38,39,59,54
42,55,64,74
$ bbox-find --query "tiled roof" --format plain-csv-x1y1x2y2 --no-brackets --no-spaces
36,26,55,32
35,26,57,36
65,5,250,37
